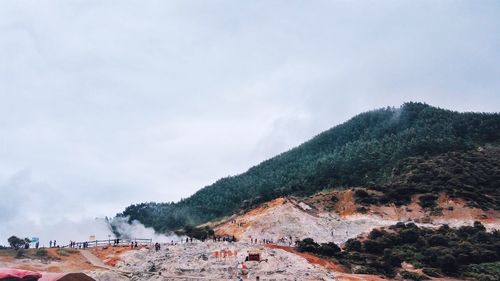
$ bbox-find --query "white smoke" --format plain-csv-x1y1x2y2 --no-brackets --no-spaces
0,170,181,247
1,216,183,247
110,217,182,243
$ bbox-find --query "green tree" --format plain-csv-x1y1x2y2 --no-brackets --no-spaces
8,236,28,249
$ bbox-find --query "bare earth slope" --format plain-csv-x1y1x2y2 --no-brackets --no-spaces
214,189,500,245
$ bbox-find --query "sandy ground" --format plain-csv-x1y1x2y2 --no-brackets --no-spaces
3,189,499,281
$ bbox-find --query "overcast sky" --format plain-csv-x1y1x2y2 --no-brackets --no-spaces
1,1,499,242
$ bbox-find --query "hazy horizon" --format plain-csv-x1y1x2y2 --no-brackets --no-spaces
1,1,500,244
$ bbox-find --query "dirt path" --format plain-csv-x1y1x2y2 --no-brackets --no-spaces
80,250,132,275
80,250,114,270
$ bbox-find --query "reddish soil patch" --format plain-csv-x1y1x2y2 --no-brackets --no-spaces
89,246,134,267
307,188,500,225
334,273,388,281
264,244,348,273
372,192,500,224
215,198,289,239
264,245,388,281
336,190,358,217
46,266,61,272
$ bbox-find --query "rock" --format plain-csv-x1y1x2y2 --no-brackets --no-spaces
148,264,156,272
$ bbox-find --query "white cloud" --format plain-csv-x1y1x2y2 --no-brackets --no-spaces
0,0,499,242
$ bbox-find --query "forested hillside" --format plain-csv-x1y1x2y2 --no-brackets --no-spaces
119,102,500,232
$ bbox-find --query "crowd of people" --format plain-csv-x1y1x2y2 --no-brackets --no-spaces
212,235,236,243
247,235,295,246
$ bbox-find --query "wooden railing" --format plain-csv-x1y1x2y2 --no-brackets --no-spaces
66,238,152,248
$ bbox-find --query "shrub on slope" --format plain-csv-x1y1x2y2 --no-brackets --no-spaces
297,222,500,279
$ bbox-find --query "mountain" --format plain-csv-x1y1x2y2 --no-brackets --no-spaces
119,102,500,232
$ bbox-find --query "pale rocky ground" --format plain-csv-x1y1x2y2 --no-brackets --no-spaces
213,197,401,245
88,241,387,281
86,190,500,281
214,191,500,245
92,241,338,281
3,189,499,280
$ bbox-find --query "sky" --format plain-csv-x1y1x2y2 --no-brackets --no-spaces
1,1,500,243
